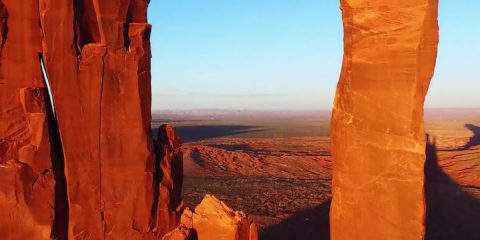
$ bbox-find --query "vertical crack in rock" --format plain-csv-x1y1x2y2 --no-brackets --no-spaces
0,1,7,50
40,0,155,238
331,1,439,239
150,132,163,231
123,4,133,50
98,45,106,240
38,54,55,115
4,0,261,239
0,0,58,238
39,0,107,238
39,53,69,240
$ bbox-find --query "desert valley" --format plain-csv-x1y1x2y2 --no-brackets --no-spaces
1,0,478,239
152,109,480,240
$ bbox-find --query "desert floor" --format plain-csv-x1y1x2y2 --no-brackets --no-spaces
152,109,480,240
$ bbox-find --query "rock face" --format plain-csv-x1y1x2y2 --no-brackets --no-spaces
331,1,439,240
181,194,258,240
39,0,154,239
1,0,441,239
152,124,185,237
0,0,62,238
161,225,194,240
0,0,154,239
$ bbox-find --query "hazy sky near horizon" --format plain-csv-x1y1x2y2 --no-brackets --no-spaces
148,1,479,110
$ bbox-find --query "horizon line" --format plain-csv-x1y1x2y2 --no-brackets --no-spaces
152,107,480,112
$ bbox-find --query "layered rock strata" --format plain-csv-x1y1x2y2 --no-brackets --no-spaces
331,1,439,239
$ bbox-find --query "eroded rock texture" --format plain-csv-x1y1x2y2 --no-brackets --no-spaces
181,194,258,240
152,124,185,237
38,0,154,239
161,225,194,240
331,1,439,240
0,0,61,238
1,0,154,239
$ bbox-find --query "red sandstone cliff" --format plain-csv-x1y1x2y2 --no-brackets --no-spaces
40,0,153,238
331,0,439,239
0,0,441,239
151,124,185,237
0,0,61,238
0,0,156,238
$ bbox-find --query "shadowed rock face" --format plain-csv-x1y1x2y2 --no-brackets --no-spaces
152,124,185,237
331,1,439,240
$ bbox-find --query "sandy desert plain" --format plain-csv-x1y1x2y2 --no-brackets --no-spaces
152,109,480,240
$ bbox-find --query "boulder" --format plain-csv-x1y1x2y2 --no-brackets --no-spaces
162,225,194,240
182,194,257,240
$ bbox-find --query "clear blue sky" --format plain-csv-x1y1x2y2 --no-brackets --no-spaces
148,1,479,110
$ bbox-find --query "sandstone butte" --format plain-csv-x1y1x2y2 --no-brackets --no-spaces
331,0,439,240
0,0,180,237
0,0,440,239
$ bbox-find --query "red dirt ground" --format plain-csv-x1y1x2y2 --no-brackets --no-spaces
152,109,480,240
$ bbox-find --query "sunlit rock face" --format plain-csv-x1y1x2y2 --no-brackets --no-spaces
181,194,258,240
38,0,154,239
161,225,194,240
331,0,439,239
0,0,60,238
0,0,154,239
0,0,441,239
